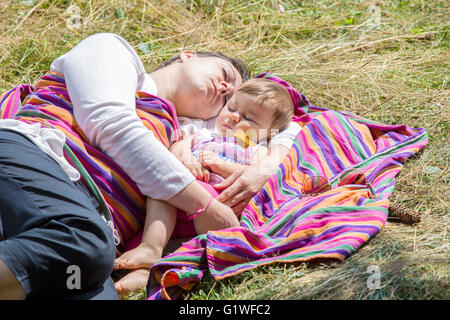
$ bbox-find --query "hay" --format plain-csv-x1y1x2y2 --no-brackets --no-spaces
1,0,448,300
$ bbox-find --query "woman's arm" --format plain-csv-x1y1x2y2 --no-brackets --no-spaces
57,33,196,200
165,181,240,233
53,33,239,237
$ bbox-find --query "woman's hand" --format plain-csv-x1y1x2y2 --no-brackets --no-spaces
213,164,272,214
213,144,291,214
192,198,240,235
166,180,240,235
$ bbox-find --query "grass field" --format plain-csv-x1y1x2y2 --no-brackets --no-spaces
1,0,448,300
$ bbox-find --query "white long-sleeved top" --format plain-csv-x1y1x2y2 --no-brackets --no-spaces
0,33,300,200
49,33,194,200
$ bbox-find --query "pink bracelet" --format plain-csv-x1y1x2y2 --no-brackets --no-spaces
187,196,213,221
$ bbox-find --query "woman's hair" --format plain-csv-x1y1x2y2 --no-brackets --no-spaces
151,51,251,82
237,78,293,131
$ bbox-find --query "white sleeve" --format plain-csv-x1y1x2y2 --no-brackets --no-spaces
269,122,301,149
52,33,194,200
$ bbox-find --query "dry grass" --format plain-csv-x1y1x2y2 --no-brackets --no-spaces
1,0,448,300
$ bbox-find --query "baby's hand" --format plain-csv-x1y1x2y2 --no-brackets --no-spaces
198,150,223,174
182,153,210,182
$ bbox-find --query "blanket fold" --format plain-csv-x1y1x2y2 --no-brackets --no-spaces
146,73,428,300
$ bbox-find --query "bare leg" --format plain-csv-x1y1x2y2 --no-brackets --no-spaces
114,198,177,270
114,198,176,297
0,259,26,300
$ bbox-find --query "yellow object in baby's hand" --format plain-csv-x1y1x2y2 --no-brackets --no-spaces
233,130,257,148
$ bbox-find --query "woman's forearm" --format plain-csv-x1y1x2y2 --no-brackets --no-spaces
166,180,240,233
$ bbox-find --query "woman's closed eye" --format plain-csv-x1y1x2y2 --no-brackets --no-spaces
222,67,228,82
222,67,230,107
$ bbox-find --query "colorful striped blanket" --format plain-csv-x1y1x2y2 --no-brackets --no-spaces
145,73,428,300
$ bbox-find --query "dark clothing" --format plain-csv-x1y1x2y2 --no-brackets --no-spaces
0,129,118,299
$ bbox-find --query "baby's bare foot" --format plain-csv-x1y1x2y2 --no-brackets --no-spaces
114,243,162,270
114,268,150,298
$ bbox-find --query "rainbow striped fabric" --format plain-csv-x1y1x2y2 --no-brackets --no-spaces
145,73,428,300
0,71,180,248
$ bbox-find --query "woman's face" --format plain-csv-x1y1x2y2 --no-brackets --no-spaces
173,51,243,120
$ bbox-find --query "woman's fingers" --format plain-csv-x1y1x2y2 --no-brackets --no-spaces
223,189,253,208
214,176,242,204
214,167,244,192
216,165,270,207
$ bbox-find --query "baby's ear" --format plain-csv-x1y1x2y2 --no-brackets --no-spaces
179,50,197,62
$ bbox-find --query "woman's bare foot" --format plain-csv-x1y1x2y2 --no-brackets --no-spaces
114,243,162,270
114,268,150,298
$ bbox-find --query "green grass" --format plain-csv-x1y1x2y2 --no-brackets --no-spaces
1,0,448,300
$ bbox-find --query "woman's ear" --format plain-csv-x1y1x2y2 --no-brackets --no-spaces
179,50,197,62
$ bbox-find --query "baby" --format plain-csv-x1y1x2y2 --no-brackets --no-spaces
114,78,294,270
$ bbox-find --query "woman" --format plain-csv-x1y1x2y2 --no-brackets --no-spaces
0,33,294,299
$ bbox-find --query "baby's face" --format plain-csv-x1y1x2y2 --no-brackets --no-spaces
216,91,274,142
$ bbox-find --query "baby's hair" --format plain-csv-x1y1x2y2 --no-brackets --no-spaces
237,78,293,132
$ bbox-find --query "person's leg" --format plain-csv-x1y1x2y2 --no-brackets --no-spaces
113,198,177,297
0,259,25,300
0,129,116,299
114,198,177,270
